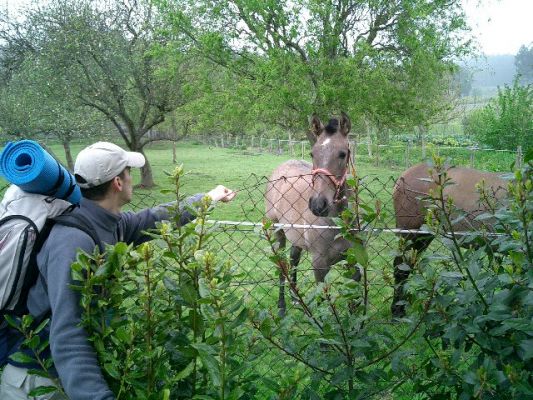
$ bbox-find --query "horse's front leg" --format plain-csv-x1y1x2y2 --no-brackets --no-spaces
392,234,433,318
289,246,302,305
312,253,330,283
275,230,288,317
312,248,360,314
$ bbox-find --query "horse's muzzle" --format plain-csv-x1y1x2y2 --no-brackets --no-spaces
309,196,329,217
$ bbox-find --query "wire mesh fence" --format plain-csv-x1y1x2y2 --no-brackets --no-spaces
0,172,509,397
0,172,506,316
198,134,522,172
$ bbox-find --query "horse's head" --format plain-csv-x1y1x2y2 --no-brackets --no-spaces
308,112,351,217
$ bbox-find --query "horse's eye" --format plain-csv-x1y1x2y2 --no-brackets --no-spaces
339,151,346,159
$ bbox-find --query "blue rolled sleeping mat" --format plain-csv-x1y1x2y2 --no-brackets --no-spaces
0,139,81,204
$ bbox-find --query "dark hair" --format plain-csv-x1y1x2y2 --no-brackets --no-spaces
76,168,129,201
325,118,339,135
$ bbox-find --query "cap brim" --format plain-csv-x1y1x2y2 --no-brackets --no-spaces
125,152,146,168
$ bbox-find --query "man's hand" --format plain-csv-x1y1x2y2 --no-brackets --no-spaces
207,185,236,202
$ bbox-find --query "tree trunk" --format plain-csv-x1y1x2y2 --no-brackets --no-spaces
62,140,74,171
288,130,293,156
140,155,155,188
132,143,155,188
170,114,178,140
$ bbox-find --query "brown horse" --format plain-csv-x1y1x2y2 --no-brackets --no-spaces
391,162,508,317
265,112,354,316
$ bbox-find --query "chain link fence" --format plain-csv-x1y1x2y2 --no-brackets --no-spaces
0,173,507,397
197,134,521,172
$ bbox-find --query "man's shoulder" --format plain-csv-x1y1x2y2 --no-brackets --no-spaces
45,218,95,248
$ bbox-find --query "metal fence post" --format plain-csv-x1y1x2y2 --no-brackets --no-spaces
301,141,305,159
470,146,476,168
172,141,176,164
405,140,411,169
516,146,523,169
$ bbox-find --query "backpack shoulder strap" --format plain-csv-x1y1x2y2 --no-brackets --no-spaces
51,213,104,254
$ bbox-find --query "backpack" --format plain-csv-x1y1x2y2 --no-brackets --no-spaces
0,185,103,326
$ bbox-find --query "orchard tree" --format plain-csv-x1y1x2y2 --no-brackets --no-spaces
157,0,472,136
0,56,108,170
0,0,192,187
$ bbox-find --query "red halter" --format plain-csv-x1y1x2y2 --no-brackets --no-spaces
310,147,352,203
311,167,348,202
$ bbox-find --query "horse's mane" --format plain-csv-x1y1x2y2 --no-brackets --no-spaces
325,118,339,135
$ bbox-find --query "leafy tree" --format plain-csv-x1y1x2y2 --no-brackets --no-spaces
0,55,108,170
0,0,192,187
515,44,533,84
157,0,472,136
463,79,533,151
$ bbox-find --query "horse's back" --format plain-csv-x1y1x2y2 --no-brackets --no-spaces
394,163,508,230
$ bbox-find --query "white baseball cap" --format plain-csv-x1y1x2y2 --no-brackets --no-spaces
74,142,145,188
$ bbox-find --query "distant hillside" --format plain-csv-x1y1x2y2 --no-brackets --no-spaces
461,55,516,97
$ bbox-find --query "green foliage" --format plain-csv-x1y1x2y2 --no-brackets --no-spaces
0,0,196,186
405,157,533,399
157,0,472,134
70,166,257,399
4,315,66,397
0,53,109,168
463,79,533,151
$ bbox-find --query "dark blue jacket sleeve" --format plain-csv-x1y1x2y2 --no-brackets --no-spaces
119,194,204,245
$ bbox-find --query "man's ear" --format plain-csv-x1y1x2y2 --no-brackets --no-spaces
112,176,123,192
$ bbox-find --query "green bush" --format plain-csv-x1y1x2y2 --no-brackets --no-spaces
463,79,533,151
405,156,533,399
71,167,258,399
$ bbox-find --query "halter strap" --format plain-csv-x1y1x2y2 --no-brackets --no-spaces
311,168,347,188
310,147,353,203
311,168,348,203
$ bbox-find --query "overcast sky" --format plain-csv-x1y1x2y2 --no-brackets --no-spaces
2,0,532,56
462,0,532,55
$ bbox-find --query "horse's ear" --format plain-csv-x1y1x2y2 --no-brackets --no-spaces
308,113,323,144
340,112,351,136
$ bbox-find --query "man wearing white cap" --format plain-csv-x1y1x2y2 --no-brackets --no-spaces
0,142,235,400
